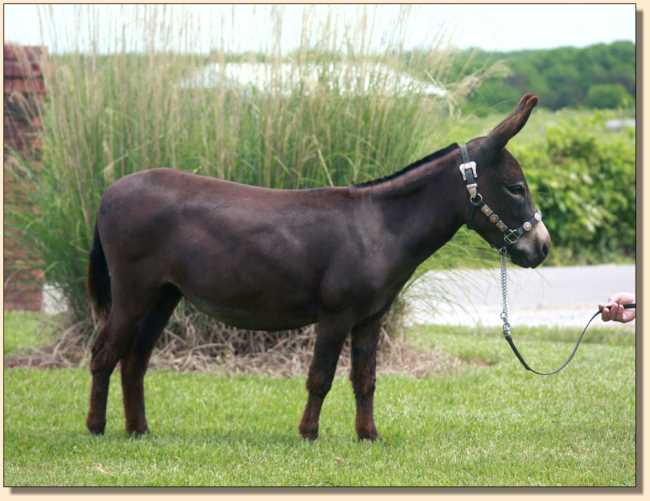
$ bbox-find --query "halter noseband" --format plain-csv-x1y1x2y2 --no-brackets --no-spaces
458,143,542,248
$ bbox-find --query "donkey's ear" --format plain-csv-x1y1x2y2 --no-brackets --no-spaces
484,93,538,151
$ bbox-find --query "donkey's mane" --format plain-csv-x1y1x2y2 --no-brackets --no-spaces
353,143,458,188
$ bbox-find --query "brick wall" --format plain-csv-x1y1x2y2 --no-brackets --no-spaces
4,45,47,311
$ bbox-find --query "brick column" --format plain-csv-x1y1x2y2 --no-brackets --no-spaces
4,45,47,311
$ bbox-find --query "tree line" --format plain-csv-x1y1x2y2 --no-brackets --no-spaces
403,41,635,114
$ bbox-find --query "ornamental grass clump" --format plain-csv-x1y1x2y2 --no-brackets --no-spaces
8,5,486,371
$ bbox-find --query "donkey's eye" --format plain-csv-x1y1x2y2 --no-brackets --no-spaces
506,184,525,196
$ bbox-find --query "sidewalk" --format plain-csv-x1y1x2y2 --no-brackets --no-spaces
406,264,636,329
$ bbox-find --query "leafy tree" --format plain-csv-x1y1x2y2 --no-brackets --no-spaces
586,83,632,109
402,42,635,114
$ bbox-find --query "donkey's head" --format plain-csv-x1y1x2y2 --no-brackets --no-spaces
462,94,551,268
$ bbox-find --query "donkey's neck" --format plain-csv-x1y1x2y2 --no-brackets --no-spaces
353,149,467,268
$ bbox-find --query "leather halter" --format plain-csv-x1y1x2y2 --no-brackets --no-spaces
458,144,542,248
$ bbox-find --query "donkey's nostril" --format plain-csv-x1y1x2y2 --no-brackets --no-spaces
541,242,549,257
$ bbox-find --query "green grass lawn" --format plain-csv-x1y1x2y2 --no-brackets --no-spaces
3,314,635,487
4,311,59,357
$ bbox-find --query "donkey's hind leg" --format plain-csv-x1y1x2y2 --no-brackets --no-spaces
86,287,154,435
121,284,181,436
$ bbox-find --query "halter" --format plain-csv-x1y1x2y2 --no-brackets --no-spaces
458,143,557,374
458,143,542,249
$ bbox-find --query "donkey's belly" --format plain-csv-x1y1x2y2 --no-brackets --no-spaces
186,294,317,331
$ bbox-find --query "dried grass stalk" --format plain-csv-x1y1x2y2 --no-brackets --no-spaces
7,301,463,378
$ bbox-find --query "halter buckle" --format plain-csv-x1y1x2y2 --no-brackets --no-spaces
459,161,478,181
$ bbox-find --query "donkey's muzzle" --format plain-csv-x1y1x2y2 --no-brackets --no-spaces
509,221,551,268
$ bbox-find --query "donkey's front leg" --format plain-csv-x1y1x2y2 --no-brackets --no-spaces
350,313,383,441
299,315,352,440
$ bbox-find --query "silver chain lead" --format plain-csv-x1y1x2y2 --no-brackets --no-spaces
499,247,511,337
497,245,605,375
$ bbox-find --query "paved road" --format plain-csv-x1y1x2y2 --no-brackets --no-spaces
406,264,636,329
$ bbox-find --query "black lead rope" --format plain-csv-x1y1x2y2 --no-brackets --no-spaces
500,247,635,376
503,306,634,376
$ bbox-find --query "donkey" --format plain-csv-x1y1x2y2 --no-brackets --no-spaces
86,93,550,440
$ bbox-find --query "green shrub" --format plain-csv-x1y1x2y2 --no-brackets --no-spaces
512,113,635,263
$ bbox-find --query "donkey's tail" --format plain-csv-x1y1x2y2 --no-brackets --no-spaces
87,224,111,322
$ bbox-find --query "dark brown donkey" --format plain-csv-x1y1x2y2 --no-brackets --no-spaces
86,94,550,440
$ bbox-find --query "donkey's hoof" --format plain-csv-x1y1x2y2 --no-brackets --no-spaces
86,417,106,435
357,428,379,441
299,425,319,441
126,423,149,437
127,429,149,438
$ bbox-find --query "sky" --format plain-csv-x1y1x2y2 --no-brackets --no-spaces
4,4,636,54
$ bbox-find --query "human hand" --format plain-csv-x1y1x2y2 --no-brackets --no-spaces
599,292,635,323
